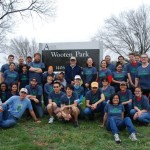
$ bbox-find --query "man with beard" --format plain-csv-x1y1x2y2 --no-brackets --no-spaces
28,53,45,85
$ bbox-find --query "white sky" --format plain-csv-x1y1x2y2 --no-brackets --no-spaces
9,0,150,43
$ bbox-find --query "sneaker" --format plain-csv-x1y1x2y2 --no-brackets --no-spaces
48,116,54,124
114,134,121,143
129,133,138,141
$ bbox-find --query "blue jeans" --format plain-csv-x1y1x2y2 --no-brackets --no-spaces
0,106,18,128
84,102,106,117
130,109,150,123
124,102,132,115
31,102,44,118
106,117,136,135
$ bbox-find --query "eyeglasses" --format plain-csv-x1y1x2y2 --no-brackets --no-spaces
21,91,27,94
53,86,59,88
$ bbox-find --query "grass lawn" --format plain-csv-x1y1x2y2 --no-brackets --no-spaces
0,115,150,150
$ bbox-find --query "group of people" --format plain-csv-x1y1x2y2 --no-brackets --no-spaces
0,52,150,143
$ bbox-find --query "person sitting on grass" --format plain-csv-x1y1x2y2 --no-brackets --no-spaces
0,88,40,128
84,82,105,120
102,93,137,144
47,82,65,124
130,87,150,125
57,85,80,128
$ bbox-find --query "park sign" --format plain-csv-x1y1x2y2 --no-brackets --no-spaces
39,41,103,71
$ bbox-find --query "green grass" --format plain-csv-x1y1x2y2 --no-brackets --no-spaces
1,116,150,150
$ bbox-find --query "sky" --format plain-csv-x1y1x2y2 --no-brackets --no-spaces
1,0,150,66
9,0,150,43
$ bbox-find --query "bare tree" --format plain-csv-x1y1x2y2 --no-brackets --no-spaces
0,0,56,46
93,5,150,56
6,37,38,60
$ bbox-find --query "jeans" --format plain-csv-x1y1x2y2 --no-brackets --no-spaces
31,102,44,118
0,106,18,128
130,109,150,123
106,117,136,135
124,102,132,115
84,102,106,117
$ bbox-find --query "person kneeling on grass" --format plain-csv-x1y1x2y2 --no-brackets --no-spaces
47,82,65,124
0,88,40,128
57,85,80,128
101,93,137,144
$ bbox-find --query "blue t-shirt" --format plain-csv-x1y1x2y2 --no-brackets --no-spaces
49,91,65,107
117,89,133,103
60,92,78,105
44,83,53,96
18,72,29,89
28,62,45,84
74,85,84,104
85,88,102,105
126,62,141,84
3,70,18,87
25,84,43,104
4,96,33,119
102,86,115,101
1,63,18,73
99,69,112,87
104,103,125,121
133,95,150,111
82,67,97,84
107,63,115,72
136,64,150,90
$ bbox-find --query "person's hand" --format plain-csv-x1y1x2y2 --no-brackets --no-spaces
85,83,89,88
35,120,41,123
137,111,142,117
34,98,39,103
91,104,97,110
0,106,3,112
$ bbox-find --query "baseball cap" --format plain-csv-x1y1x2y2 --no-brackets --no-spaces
20,88,28,94
91,82,99,88
70,56,76,61
74,75,81,80
120,82,127,86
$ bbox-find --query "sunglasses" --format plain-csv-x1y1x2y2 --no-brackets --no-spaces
21,91,27,94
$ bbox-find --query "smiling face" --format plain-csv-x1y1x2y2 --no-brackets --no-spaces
141,54,148,64
112,95,120,105
134,87,142,97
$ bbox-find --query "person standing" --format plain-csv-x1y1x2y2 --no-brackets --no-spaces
28,53,45,85
65,56,82,85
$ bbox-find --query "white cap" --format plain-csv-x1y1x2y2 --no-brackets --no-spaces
74,75,81,80
70,56,76,60
20,88,28,94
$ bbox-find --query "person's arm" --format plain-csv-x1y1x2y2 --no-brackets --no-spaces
29,110,41,123
122,112,124,119
85,100,92,108
112,78,122,84
94,93,105,105
122,99,132,105
29,67,43,73
127,73,135,87
0,72,4,83
135,78,139,87
101,112,107,127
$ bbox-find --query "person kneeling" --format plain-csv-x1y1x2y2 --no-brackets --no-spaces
102,93,137,144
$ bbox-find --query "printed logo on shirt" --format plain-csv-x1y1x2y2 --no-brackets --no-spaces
16,104,22,112
110,108,122,114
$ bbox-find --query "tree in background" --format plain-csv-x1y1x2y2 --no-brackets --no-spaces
6,37,38,60
0,0,56,46
93,5,150,56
